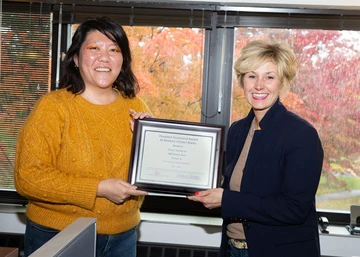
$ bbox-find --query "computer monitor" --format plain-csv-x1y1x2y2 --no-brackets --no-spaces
29,217,97,257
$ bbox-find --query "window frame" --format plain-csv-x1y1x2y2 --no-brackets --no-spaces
2,0,359,226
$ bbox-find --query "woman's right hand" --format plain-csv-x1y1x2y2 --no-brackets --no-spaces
97,178,148,204
187,188,224,209
129,109,154,131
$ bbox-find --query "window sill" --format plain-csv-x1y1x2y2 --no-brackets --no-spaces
1,204,359,257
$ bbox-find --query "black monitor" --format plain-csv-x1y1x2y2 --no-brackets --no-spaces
29,218,96,257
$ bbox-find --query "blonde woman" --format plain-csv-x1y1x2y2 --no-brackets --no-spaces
189,40,323,257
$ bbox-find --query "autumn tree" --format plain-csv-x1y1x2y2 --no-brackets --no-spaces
233,28,360,194
125,26,204,121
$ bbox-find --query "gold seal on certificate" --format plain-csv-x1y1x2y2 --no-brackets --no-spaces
128,118,225,197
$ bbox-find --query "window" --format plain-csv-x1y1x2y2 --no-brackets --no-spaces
2,0,360,223
231,27,360,213
0,3,51,200
118,25,212,216
120,26,204,121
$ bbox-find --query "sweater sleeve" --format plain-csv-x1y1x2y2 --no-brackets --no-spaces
14,94,99,210
133,96,152,114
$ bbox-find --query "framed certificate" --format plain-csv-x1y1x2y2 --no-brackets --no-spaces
128,118,225,197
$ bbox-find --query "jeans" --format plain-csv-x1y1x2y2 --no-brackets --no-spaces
24,218,138,257
97,226,137,257
24,218,59,256
228,239,249,257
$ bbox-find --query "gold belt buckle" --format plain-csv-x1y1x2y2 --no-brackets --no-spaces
230,238,248,249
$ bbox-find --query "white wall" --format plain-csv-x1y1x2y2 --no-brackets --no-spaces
139,213,360,257
1,206,360,257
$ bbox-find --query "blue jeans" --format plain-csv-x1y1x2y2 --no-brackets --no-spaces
24,218,59,256
24,218,138,257
97,226,137,257
228,239,249,257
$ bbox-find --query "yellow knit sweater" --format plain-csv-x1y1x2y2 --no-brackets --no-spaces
14,88,151,234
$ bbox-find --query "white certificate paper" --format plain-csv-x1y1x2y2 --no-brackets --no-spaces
128,118,224,196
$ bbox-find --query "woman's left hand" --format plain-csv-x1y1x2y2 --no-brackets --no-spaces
129,109,154,131
187,188,224,209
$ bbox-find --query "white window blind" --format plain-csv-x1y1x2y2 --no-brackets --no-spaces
0,2,51,191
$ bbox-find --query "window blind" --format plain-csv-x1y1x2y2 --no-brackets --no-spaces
0,2,51,194
49,1,360,31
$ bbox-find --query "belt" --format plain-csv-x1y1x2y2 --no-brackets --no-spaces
230,239,248,249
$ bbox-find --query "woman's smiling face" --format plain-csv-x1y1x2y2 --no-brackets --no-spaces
74,30,123,91
243,61,282,116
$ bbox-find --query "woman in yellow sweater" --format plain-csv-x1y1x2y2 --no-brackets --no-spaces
14,16,153,257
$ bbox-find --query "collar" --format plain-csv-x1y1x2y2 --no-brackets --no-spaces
243,98,287,131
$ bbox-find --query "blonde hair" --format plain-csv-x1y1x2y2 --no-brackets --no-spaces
234,40,298,93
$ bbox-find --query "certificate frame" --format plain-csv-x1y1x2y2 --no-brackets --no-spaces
128,118,224,197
